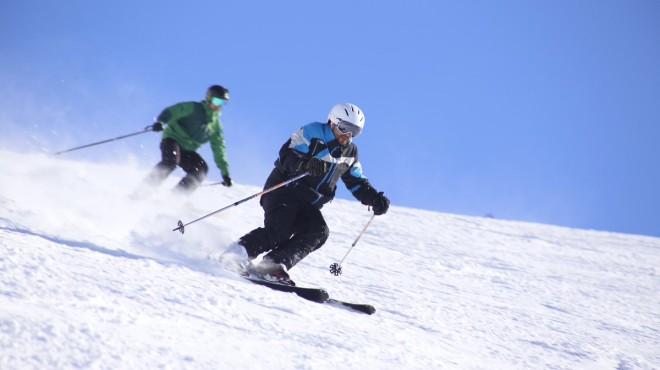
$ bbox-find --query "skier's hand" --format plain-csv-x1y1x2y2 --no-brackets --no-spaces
222,175,232,187
305,157,328,177
151,122,164,132
371,192,390,216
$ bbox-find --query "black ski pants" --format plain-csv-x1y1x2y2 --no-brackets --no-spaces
240,189,330,270
147,138,208,192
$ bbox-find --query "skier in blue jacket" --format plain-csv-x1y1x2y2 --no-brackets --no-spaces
235,103,390,284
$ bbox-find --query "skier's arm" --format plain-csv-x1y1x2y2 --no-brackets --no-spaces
277,143,310,176
275,126,331,205
209,119,230,178
342,160,376,204
157,102,202,150
276,126,326,176
156,102,195,128
342,159,390,215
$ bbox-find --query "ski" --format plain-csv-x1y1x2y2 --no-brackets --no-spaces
242,275,329,302
242,276,376,315
326,299,376,315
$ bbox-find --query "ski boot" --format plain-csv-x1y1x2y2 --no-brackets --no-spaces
247,258,295,286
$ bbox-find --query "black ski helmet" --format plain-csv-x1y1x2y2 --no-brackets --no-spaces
207,85,230,101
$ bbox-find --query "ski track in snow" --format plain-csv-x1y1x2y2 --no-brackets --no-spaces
0,149,659,370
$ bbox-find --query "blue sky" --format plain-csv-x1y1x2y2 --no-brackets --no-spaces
1,0,659,237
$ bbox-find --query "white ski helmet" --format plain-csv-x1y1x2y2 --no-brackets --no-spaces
327,103,365,138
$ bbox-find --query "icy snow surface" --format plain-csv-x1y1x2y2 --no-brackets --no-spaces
0,150,658,369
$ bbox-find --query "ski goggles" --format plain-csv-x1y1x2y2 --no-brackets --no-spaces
335,119,362,138
210,97,227,107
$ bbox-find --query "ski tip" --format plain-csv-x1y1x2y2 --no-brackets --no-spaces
326,299,376,315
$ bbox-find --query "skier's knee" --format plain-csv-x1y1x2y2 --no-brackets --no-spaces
307,223,330,252
318,223,330,246
240,228,274,257
188,162,208,182
198,161,209,177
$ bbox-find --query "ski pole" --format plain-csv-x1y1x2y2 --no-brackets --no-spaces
173,172,309,234
201,181,225,187
53,124,159,155
329,213,376,276
178,140,324,232
200,180,231,187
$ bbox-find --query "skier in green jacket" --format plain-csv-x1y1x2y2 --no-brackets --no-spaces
144,85,232,193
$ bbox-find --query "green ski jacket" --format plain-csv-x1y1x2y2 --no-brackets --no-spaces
158,101,230,177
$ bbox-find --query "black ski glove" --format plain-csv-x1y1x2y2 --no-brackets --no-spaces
371,192,390,215
305,157,328,177
222,175,232,187
151,122,164,132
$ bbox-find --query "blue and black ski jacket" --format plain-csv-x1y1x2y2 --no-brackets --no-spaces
262,121,381,209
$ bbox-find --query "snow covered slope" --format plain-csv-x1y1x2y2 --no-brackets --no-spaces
1,150,658,369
